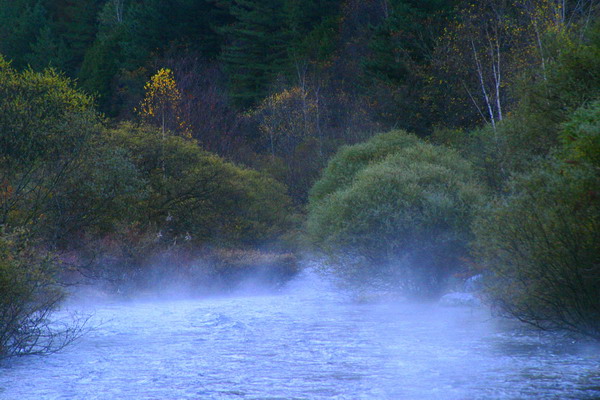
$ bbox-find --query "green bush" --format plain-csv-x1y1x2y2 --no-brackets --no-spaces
0,56,99,167
309,130,420,203
0,56,102,232
0,57,147,247
104,123,293,246
43,139,147,244
508,24,600,162
307,131,483,296
0,231,84,359
431,126,511,192
560,100,600,167
433,25,600,195
473,162,600,339
473,102,600,339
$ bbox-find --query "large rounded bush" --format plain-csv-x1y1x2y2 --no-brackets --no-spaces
309,130,420,203
0,57,99,167
104,123,293,245
307,131,483,295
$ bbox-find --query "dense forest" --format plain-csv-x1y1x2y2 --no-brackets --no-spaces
0,0,599,358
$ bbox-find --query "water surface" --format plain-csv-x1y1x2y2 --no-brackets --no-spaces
1,270,599,399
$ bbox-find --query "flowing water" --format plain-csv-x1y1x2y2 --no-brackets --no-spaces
1,269,599,400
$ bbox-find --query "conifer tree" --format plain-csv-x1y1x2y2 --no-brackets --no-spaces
121,0,226,69
25,25,70,71
0,0,48,69
43,0,104,75
221,0,290,108
78,38,120,112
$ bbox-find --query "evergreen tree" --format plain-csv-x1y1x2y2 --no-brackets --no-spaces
284,0,339,46
365,0,456,85
221,0,291,108
361,0,458,134
43,0,104,75
120,0,226,69
25,25,70,71
0,0,49,69
284,0,341,66
78,37,121,113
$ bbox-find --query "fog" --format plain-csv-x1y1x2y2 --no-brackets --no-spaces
1,266,599,400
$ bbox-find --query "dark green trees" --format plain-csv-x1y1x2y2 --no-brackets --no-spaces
120,0,225,68
0,0,53,69
220,0,290,108
43,0,103,74
365,0,455,85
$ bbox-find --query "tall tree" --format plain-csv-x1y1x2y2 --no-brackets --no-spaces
365,0,456,86
220,0,291,108
362,0,458,133
43,0,104,75
120,0,226,69
78,37,121,113
25,25,70,71
137,68,190,139
431,0,598,131
0,0,49,69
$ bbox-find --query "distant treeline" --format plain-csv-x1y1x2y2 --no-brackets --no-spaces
2,0,597,203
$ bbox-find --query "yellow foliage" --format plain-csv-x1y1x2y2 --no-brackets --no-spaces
137,68,191,138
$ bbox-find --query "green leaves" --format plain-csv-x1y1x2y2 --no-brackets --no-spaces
104,123,292,246
307,129,484,295
221,0,291,108
0,59,98,167
560,100,600,168
0,59,102,234
473,159,600,338
309,130,421,202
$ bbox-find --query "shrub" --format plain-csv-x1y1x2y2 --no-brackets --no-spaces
43,139,147,245
307,131,483,296
104,123,293,246
507,24,600,162
0,57,99,167
0,231,85,359
0,57,101,233
473,162,600,339
473,103,600,339
560,100,600,167
431,125,511,192
308,130,420,203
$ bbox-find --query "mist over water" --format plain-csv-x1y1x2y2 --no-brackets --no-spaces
1,268,599,400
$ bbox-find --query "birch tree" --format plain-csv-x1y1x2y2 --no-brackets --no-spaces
137,68,190,139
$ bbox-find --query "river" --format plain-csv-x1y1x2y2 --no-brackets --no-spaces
1,269,599,399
